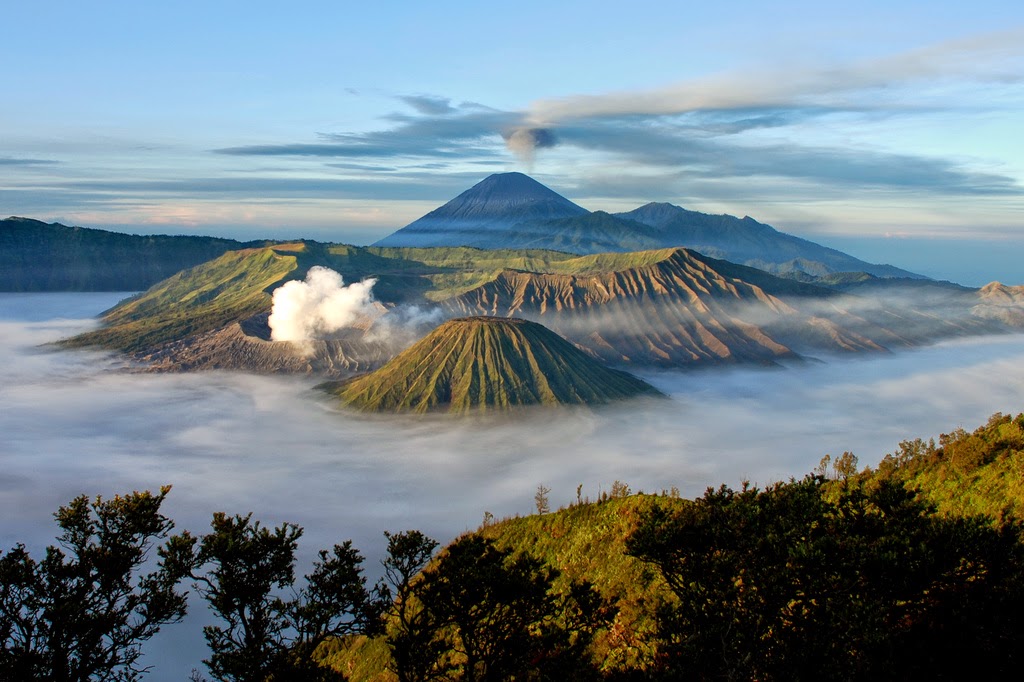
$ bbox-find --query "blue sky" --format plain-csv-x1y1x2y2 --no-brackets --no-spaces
2,0,1023,284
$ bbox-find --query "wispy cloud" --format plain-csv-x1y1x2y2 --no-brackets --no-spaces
206,29,1023,201
215,106,514,160
398,94,458,116
0,157,59,166
523,28,1024,124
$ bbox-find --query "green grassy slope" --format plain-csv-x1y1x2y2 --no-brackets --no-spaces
63,246,300,352
334,317,662,414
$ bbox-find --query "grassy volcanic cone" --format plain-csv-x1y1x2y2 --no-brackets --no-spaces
334,316,662,414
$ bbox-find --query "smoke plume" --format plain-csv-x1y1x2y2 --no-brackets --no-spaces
503,127,557,166
268,267,381,346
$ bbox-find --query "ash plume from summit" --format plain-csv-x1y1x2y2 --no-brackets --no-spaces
503,127,557,166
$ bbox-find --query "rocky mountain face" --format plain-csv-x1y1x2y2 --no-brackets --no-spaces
134,312,393,375
331,316,661,414
973,282,1024,327
442,248,983,367
64,242,1011,377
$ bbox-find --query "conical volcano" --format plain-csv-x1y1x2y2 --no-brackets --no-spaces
372,172,588,248
333,316,662,414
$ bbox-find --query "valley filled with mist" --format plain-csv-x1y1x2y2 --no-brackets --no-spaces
4,291,1024,679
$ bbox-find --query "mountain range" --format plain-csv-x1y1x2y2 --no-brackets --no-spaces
11,170,1023,401
63,241,1008,378
374,172,920,279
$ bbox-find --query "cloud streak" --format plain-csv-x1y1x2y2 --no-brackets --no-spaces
0,156,58,166
524,28,1024,124
204,29,1022,202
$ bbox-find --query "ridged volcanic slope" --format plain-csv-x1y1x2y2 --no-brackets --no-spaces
335,317,661,414
443,248,802,365
441,247,956,365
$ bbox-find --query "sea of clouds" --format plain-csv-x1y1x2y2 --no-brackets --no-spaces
3,292,1024,679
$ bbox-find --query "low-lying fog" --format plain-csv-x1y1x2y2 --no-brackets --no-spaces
3,292,1024,680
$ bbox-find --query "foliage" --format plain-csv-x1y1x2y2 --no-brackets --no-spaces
870,412,1024,521
385,535,610,681
475,494,672,673
174,512,385,682
379,531,440,682
627,475,1024,680
0,487,191,681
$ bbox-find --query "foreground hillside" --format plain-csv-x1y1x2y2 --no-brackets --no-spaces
0,217,262,291
5,412,1024,680
327,410,1024,680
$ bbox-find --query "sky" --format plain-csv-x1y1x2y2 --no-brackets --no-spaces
2,1,1023,284
5,293,1024,678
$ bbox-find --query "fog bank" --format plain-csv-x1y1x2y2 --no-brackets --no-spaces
2,293,1024,680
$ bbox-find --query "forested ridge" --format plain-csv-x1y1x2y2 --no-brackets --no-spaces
0,217,264,292
4,412,1024,680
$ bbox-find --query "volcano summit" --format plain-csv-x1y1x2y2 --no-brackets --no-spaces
373,172,588,248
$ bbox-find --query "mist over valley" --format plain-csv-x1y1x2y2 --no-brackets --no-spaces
4,292,1024,677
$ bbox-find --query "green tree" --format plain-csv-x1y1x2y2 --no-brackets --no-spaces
179,512,383,682
0,487,191,681
380,531,442,682
627,475,1024,680
387,535,609,681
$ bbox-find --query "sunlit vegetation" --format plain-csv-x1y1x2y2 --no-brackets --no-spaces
868,411,1024,521
62,246,300,352
5,411,1024,680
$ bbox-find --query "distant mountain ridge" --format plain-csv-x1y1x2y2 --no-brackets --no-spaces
0,217,264,291
616,202,918,279
374,173,922,279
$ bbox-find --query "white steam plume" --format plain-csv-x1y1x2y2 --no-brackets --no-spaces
268,267,380,345
367,304,447,349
